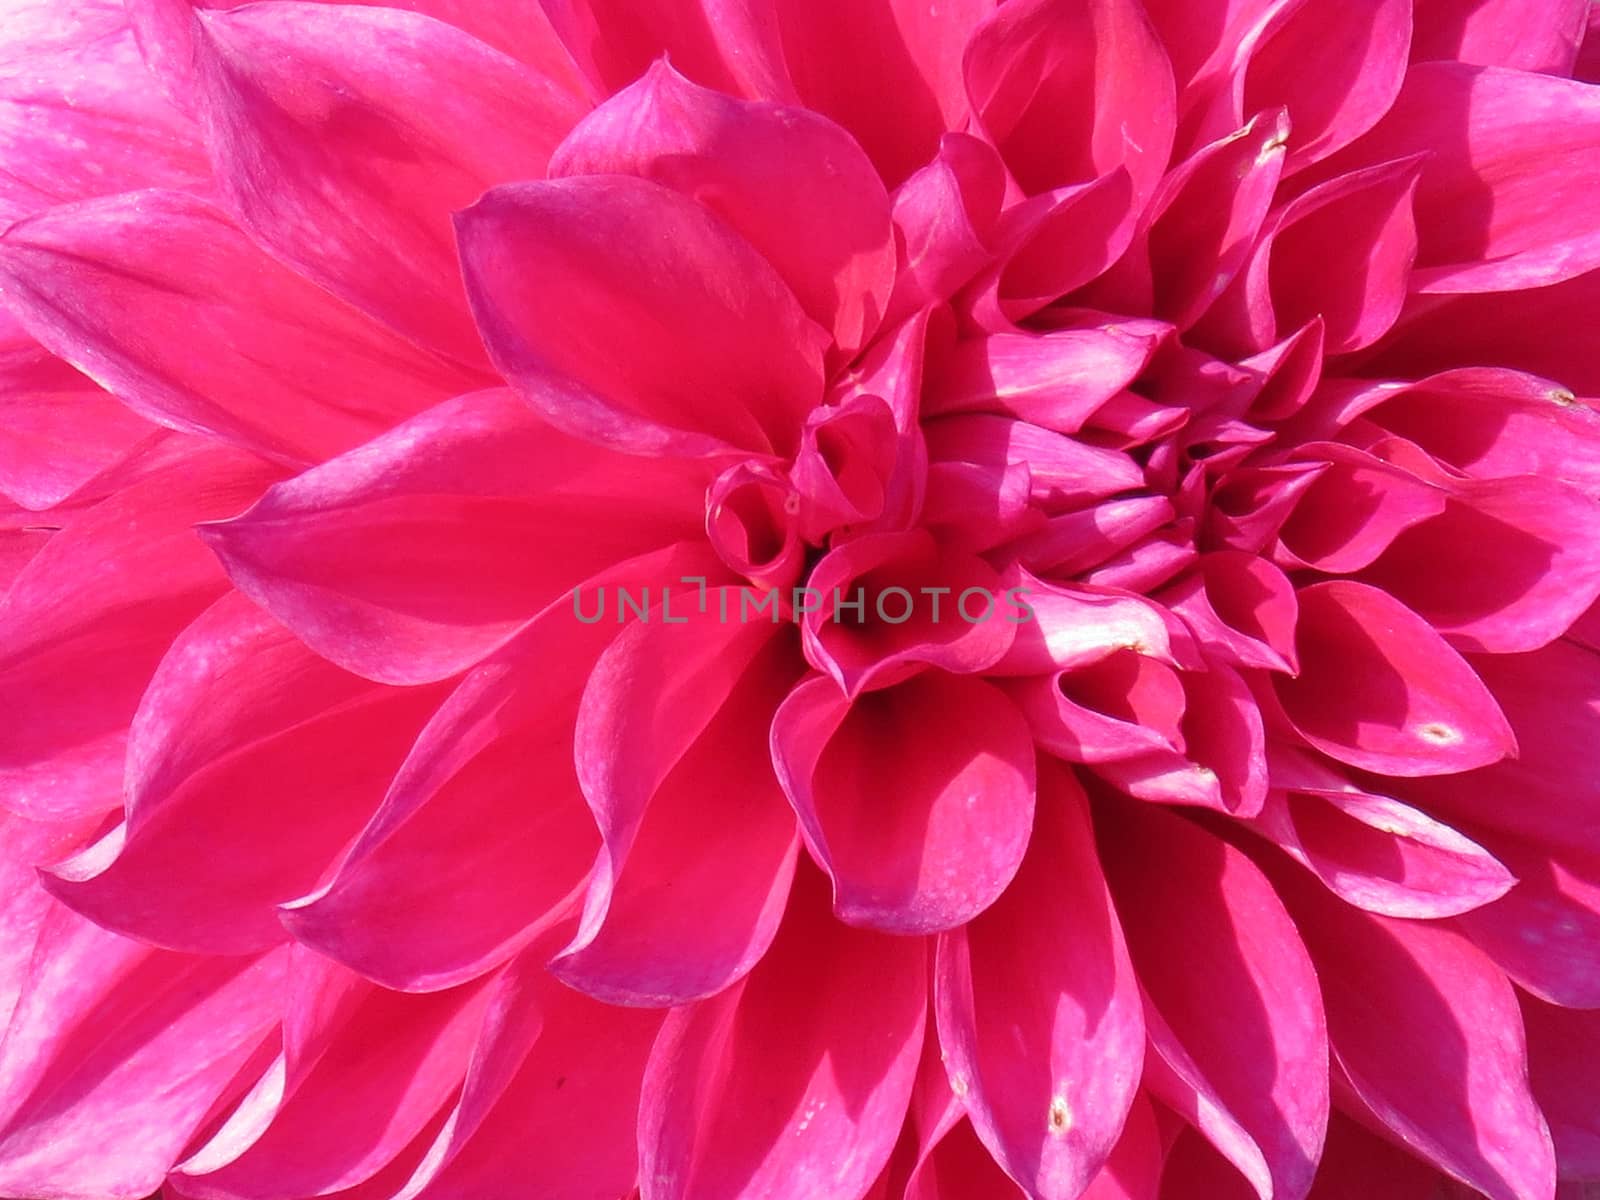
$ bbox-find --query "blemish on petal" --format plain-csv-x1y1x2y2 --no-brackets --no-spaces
950,1073,970,1099
1550,388,1578,408
1418,722,1462,746
1048,1095,1072,1135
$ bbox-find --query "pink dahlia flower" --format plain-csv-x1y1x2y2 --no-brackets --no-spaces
3,0,1600,1197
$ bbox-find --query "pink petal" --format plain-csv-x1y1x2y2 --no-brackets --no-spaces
1411,0,1590,73
396,953,664,1200
536,0,786,101
1274,581,1516,777
1228,0,1412,173
639,867,926,1200
771,0,994,186
800,530,1016,697
935,766,1144,1200
0,442,276,821
1196,157,1423,356
1249,759,1515,919
555,605,798,1005
1274,445,1447,573
458,175,828,457
771,672,1036,934
991,573,1175,678
926,326,1157,434
904,1118,1028,1200
1305,1112,1443,1200
204,390,709,685
43,593,444,954
0,343,152,511
964,0,1175,206
1281,871,1556,1200
1359,368,1600,494
551,61,894,361
1399,640,1600,861
1519,993,1600,1179
0,18,205,225
0,908,283,1200
1101,801,1328,1200
0,190,483,466
887,133,1007,323
1160,551,1299,674
1144,109,1290,329
1359,473,1600,654
1344,63,1600,294
1370,266,1600,395
1453,838,1600,1008
1016,643,1189,762
281,545,721,991
177,954,492,1200
151,0,587,362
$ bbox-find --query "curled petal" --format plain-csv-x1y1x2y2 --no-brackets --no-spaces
772,672,1036,934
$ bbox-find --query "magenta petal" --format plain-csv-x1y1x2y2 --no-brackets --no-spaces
1101,802,1328,1200
0,442,276,821
935,766,1143,1200
1275,445,1447,574
156,1,587,362
965,0,1175,205
1281,873,1557,1200
555,606,799,1005
0,345,151,512
1411,0,1590,74
44,593,445,954
1359,368,1600,495
458,175,828,457
1144,109,1289,329
551,61,895,361
1231,0,1412,173
771,0,994,187
176,954,492,1200
396,954,664,1200
926,326,1157,434
1453,837,1600,1008
0,191,482,465
1207,157,1423,356
204,390,709,685
1346,63,1600,294
1275,581,1516,777
1520,993,1600,1179
772,672,1036,934
800,530,1017,696
0,909,283,1200
0,17,205,225
1359,473,1600,655
537,0,786,102
280,543,723,991
1399,640,1600,861
638,867,926,1200
1249,758,1515,919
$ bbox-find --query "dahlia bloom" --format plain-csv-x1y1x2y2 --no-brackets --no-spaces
2,0,1600,1197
